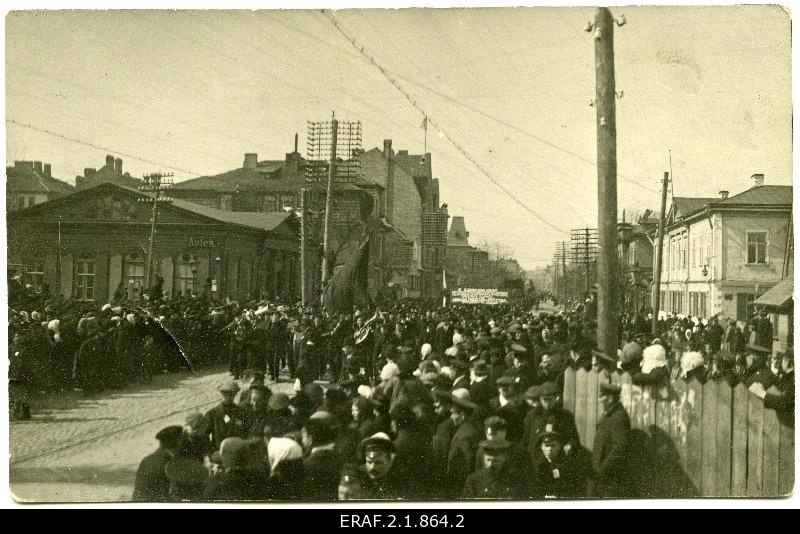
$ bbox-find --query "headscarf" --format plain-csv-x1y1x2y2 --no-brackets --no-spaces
452,333,465,346
267,437,303,473
380,362,400,382
685,329,693,341
420,343,433,358
641,344,668,374
680,351,705,379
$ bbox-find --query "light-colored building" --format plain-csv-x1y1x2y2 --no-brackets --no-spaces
654,175,792,321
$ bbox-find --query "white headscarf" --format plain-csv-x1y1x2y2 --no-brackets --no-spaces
680,351,705,379
420,343,433,358
267,437,303,472
641,344,668,374
357,384,374,399
452,333,465,346
380,362,400,382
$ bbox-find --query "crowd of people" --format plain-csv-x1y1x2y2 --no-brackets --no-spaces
123,292,793,502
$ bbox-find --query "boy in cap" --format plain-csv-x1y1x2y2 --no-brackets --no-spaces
132,425,184,502
531,429,585,498
205,380,252,450
591,383,631,498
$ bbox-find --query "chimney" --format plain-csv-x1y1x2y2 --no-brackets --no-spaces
751,173,765,188
43,164,51,177
243,153,258,169
106,154,115,169
719,190,729,199
33,161,43,174
115,158,123,174
84,168,96,178
383,139,392,158
294,133,299,154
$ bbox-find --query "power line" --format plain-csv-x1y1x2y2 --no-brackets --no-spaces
6,119,204,177
321,9,570,236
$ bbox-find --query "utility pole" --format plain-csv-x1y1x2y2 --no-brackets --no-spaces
584,227,591,298
590,7,624,359
139,172,173,292
652,171,669,334
300,187,308,305
57,214,63,297
321,112,338,287
561,241,568,306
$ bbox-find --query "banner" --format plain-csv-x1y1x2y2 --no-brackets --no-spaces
451,288,508,305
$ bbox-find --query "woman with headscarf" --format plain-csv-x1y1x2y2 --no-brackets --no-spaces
632,341,670,387
350,397,376,440
680,351,707,383
266,437,306,500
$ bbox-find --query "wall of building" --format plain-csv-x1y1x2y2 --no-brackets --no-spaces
720,211,790,283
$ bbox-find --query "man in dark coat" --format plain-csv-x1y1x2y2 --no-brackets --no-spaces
469,360,496,423
462,439,528,499
358,433,404,500
488,375,528,442
301,414,344,501
591,383,631,498
531,430,586,498
522,381,580,459
204,381,252,450
389,402,434,499
132,425,184,502
443,389,481,499
203,437,271,501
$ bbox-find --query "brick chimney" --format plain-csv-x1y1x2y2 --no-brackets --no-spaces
106,154,115,169
383,140,394,223
751,174,765,188
115,158,122,174
43,164,51,177
243,153,258,169
33,161,43,174
84,168,96,178
719,190,729,199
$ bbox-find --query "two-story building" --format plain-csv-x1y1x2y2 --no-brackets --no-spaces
6,160,74,213
654,174,792,321
618,210,658,313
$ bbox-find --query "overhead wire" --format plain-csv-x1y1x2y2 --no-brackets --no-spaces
321,9,571,236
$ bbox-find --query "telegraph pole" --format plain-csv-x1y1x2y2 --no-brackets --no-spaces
321,112,338,287
652,171,669,334
590,7,623,359
584,227,591,297
300,187,308,305
139,172,173,291
561,241,568,305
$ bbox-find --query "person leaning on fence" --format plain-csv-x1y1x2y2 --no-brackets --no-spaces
590,383,631,498
749,349,795,419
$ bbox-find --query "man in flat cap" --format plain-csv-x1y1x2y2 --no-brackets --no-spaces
462,438,527,499
591,382,631,498
442,388,481,499
132,425,184,502
488,374,528,443
205,380,252,450
357,432,403,500
531,429,586,498
522,381,580,461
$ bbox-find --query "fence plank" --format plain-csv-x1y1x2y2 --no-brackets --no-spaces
574,369,588,449
686,379,704,494
746,394,765,497
731,383,749,497
620,373,635,427
655,385,671,445
762,407,780,497
701,380,717,496
585,370,600,450
778,419,794,496
563,368,576,414
671,378,689,473
716,381,733,497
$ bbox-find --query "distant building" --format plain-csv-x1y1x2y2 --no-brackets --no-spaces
653,174,792,321
6,160,74,212
75,154,142,190
618,209,658,313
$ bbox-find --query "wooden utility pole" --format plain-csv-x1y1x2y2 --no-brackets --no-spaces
139,172,173,292
593,7,622,358
584,227,591,298
652,172,669,334
300,187,308,305
561,241,568,305
321,113,338,287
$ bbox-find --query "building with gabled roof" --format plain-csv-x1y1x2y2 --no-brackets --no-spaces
653,174,793,322
75,154,142,191
6,160,74,212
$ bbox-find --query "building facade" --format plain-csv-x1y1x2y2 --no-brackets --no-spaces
7,182,300,303
618,210,657,313
6,160,74,213
654,176,792,321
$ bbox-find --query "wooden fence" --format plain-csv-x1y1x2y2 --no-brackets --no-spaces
562,368,794,497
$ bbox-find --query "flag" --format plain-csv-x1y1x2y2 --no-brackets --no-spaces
321,238,370,313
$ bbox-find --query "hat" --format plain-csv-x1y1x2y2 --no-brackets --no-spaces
538,381,559,397
217,380,241,393
449,388,478,411
449,358,468,370
471,360,489,376
524,385,541,400
538,429,564,445
421,371,439,386
47,319,60,333
220,437,249,469
111,306,123,315
155,425,184,444
510,343,528,354
101,303,112,312
479,438,511,455
496,375,516,387
269,393,290,411
599,383,622,396
397,353,417,375
490,326,501,335
361,432,396,456
680,351,706,378
620,341,643,365
641,344,668,374
592,348,617,363
184,412,207,428
508,324,522,334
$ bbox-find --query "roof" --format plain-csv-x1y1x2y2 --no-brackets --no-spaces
715,185,792,206
172,161,285,192
76,165,142,191
6,163,74,195
673,197,719,218
394,152,431,178
754,278,793,308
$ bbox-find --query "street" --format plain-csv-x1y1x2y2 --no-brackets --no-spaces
9,366,295,503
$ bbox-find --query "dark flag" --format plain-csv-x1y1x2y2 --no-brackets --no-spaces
321,238,370,313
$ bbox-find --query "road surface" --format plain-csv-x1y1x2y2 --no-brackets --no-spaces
9,365,295,503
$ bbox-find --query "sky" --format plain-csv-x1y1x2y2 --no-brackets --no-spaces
4,5,793,270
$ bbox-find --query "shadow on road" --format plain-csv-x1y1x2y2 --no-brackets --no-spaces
10,464,137,486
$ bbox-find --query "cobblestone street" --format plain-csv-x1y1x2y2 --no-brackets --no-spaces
9,366,296,503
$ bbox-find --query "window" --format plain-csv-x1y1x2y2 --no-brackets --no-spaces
75,254,95,301
746,231,768,264
26,261,45,290
175,253,199,295
264,194,278,212
123,251,146,291
28,196,37,207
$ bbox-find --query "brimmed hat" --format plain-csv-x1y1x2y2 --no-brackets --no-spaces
218,380,241,393
184,412,207,428
155,425,184,444
510,343,528,355
449,388,478,410
537,429,563,445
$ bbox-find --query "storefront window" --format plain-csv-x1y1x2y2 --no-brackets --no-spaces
175,253,198,295
75,254,95,301
123,251,146,289
26,260,45,290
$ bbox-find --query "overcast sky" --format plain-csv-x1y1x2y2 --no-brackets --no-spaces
5,6,792,270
